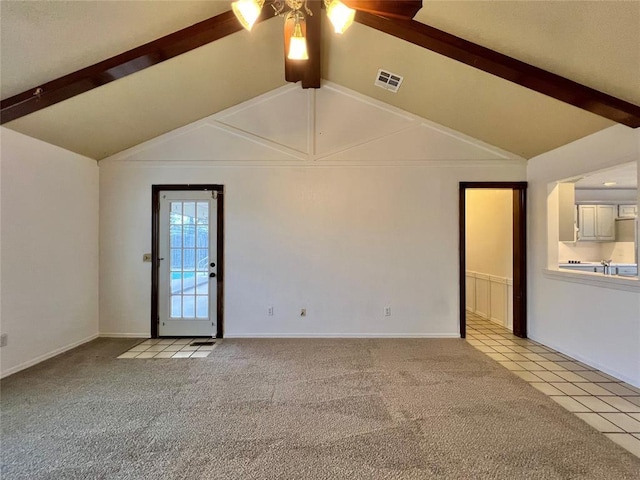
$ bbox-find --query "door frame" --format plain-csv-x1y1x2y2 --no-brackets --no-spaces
459,182,527,338
151,184,224,338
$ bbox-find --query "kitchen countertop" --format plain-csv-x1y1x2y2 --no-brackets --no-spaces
544,268,640,293
559,262,637,267
559,262,638,278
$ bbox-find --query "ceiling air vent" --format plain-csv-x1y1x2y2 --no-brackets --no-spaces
374,69,403,93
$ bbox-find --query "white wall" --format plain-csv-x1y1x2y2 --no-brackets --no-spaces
466,189,513,278
559,241,635,264
528,125,640,386
0,128,99,377
99,84,526,338
465,189,513,328
558,241,604,263
0,128,3,359
575,188,637,203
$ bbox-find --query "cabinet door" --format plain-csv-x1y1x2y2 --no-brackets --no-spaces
618,205,638,218
616,266,638,276
596,205,616,240
558,183,576,242
578,205,597,240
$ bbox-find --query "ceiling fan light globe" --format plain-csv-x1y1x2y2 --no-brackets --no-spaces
232,0,263,31
288,35,309,60
287,16,309,60
326,0,355,34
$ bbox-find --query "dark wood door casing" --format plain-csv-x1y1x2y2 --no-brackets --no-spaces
459,182,527,339
151,184,225,338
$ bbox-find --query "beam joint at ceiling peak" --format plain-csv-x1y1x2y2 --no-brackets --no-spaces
354,12,640,128
342,0,422,20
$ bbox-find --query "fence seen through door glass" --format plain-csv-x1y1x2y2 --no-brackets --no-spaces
169,201,209,319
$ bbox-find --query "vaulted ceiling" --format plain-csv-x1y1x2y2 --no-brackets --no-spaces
1,1,638,160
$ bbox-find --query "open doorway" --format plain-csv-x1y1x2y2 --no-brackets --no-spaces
459,182,527,338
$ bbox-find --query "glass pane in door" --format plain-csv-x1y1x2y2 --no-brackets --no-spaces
169,201,209,320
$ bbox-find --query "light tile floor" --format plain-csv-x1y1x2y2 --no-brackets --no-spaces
117,338,218,359
466,312,640,459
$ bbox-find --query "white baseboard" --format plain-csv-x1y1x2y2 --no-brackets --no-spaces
99,332,149,338
225,333,461,338
1,333,99,379
528,334,639,388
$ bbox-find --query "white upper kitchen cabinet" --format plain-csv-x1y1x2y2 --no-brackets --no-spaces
577,204,616,241
557,183,577,242
618,204,638,218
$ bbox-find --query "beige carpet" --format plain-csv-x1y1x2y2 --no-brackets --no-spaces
2,337,640,479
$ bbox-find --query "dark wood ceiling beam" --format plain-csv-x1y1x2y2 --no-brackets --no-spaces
0,8,277,124
303,0,322,88
343,0,422,20
355,12,640,128
3,2,638,128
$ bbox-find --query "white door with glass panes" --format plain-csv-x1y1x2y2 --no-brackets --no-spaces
159,191,217,337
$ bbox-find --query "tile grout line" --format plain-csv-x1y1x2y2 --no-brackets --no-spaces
117,337,217,359
465,313,640,458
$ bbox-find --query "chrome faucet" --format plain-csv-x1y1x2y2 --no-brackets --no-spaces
601,259,613,275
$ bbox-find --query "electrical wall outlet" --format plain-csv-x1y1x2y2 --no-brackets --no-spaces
300,308,306,317
384,306,391,317
267,306,274,316
0,334,7,347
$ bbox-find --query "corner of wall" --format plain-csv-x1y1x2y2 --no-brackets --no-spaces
1,128,100,378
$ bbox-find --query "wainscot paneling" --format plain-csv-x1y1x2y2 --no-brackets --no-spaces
466,271,512,331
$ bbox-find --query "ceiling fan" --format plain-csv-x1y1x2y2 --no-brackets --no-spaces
231,0,423,87
3,0,637,128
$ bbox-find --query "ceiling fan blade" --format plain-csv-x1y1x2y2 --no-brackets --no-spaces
342,0,422,20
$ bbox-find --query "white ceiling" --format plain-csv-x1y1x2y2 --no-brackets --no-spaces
0,0,230,99
413,1,640,105
1,1,638,160
575,162,638,190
